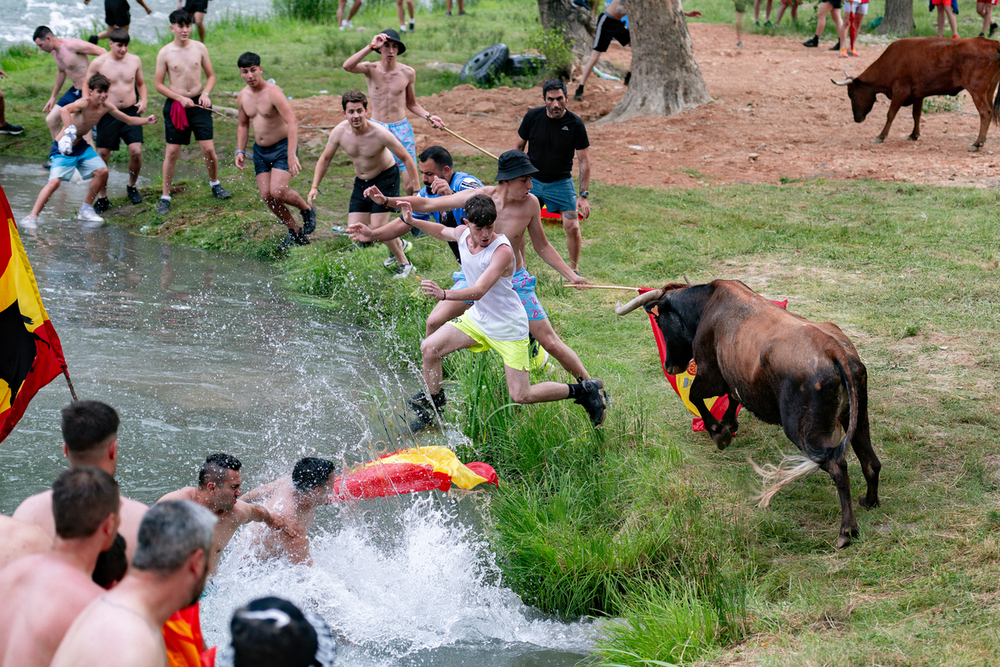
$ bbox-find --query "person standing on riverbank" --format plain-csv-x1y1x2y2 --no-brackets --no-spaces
84,0,153,43
21,73,157,227
180,0,213,42
343,29,445,198
33,26,105,142
235,52,316,250
85,28,149,212
155,9,230,216
0,69,24,136
308,90,419,277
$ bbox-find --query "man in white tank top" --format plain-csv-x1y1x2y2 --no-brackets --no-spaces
353,189,608,432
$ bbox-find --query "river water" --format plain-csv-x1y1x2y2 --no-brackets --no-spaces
0,157,598,666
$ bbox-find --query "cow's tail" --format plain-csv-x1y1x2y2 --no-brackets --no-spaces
751,341,859,508
992,47,1000,127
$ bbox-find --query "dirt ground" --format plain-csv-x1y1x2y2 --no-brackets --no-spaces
291,24,1000,189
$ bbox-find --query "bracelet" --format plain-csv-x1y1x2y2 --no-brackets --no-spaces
443,290,448,301
236,149,248,156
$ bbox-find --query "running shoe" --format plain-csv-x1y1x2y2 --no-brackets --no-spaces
156,198,171,215
528,335,552,372
340,19,352,30
737,41,743,49
302,206,317,234
409,19,415,31
803,35,819,47
384,238,413,267
212,183,232,200
574,378,608,428
127,184,143,205
78,203,104,224
93,197,111,214
408,390,446,432
393,263,416,279
574,85,584,101
278,229,310,251
991,21,998,36
849,48,860,56
829,39,841,50
0,123,24,135
839,49,849,57
20,214,38,229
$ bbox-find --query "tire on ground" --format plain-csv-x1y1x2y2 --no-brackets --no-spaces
459,43,510,85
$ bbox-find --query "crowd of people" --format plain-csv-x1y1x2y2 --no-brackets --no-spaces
0,400,340,666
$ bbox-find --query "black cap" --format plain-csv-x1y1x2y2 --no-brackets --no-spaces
217,597,337,667
495,150,538,182
375,29,406,55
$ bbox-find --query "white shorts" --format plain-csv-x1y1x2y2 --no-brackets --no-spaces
844,0,869,13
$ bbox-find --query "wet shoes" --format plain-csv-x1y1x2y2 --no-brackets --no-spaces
573,378,608,428
384,238,414,267
408,390,446,432
393,263,415,279
93,197,111,214
302,206,317,234
278,229,310,251
78,203,104,224
127,185,143,205
212,183,231,199
156,198,171,215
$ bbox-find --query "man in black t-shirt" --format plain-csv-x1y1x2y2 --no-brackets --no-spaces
514,79,591,271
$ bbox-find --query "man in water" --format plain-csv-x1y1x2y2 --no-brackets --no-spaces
241,457,337,565
33,26,106,141
50,500,217,667
308,90,419,278
157,452,294,574
85,27,150,211
235,51,316,250
14,400,150,563
21,73,156,227
349,150,596,392
0,468,121,667
354,185,608,431
154,9,231,215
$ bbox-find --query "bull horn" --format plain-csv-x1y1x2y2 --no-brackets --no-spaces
831,70,853,86
683,275,691,285
615,289,664,316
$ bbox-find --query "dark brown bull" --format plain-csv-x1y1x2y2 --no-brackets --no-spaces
616,280,881,548
832,36,1000,152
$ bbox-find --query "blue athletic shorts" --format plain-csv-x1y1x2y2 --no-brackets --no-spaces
56,87,82,108
530,177,577,214
253,137,293,175
372,118,416,171
453,267,548,320
48,140,107,182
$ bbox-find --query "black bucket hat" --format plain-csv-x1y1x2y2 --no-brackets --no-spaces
374,28,406,55
495,150,538,182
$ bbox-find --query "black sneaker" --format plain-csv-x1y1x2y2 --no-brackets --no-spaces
156,198,171,215
88,34,99,45
623,71,631,86
211,183,231,200
574,378,608,428
42,162,51,170
0,123,24,135
408,390,446,432
126,185,143,205
991,21,998,36
574,85,584,101
301,206,317,234
409,19,415,31
803,35,819,47
93,197,111,214
278,229,310,251
829,39,841,50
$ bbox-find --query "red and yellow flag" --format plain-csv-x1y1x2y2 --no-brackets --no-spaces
0,183,68,443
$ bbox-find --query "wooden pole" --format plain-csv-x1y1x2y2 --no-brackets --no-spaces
63,369,78,402
562,284,641,291
440,127,498,160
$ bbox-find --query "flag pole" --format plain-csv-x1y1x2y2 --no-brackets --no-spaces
63,369,78,402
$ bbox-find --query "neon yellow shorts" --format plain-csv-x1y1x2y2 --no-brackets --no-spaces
449,315,530,372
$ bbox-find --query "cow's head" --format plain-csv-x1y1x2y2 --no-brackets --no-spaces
615,283,710,376
832,74,876,123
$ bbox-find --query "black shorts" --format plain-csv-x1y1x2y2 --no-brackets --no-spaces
105,0,131,26
95,105,143,150
163,97,213,145
184,0,209,14
593,13,630,52
253,138,293,175
350,165,400,214
825,0,842,7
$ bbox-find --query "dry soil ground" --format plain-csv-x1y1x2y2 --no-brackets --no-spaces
291,24,1000,189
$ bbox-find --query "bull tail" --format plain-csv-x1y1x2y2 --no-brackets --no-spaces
751,340,859,508
992,47,1000,127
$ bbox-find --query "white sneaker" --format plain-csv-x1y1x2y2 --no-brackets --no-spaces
340,19,351,29
383,238,414,267
393,263,415,279
78,203,104,224
400,24,407,32
20,214,38,229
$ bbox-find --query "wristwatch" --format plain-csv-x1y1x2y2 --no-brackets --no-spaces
579,190,589,198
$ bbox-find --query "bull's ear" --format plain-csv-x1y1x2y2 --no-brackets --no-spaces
644,303,659,317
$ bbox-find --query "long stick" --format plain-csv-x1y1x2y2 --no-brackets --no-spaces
63,369,78,402
440,127,498,160
562,284,641,291
196,105,236,121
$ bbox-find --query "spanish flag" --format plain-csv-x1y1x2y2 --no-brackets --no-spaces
0,183,68,443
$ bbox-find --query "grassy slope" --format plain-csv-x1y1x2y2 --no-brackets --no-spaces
4,2,1000,665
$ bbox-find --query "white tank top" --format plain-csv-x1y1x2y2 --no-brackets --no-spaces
459,228,529,341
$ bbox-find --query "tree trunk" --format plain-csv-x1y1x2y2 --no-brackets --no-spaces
878,0,915,35
602,0,711,123
537,0,596,62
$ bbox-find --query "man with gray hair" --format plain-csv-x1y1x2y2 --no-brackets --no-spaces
50,500,216,667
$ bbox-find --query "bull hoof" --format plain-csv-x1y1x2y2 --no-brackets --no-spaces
968,144,982,152
858,495,880,509
872,136,885,144
836,534,852,549
906,135,919,142
712,428,733,451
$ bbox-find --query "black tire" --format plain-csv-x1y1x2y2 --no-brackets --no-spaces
505,54,547,77
459,43,509,85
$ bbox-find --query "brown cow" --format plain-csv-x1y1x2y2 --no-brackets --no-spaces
616,280,881,548
832,36,1000,152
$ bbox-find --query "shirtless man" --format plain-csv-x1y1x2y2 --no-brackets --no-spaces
0,468,120,667
13,400,151,563
241,457,337,565
343,29,445,196
21,73,156,227
236,52,316,250
33,26,106,141
308,90,419,278
0,515,52,570
180,0,213,42
350,150,596,389
157,453,294,574
355,190,607,431
85,27,149,212
155,9,231,216
50,500,216,667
